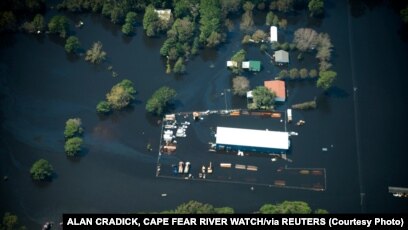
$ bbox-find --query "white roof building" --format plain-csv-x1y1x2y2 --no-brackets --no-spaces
242,61,250,69
227,61,238,68
215,127,290,151
270,26,278,42
246,90,253,98
154,9,172,21
274,50,289,63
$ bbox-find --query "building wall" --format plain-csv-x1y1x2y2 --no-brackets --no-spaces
216,144,287,154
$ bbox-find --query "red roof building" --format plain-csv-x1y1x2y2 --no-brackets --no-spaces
264,80,286,102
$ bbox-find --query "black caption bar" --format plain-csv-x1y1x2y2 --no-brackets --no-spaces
63,214,406,229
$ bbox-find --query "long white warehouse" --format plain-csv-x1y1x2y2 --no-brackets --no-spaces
215,127,290,153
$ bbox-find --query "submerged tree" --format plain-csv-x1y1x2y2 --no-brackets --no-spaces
64,118,83,139
64,137,83,157
240,1,255,32
317,70,336,90
96,101,111,114
106,79,136,110
65,36,80,53
146,86,177,115
30,159,53,181
0,212,27,230
85,41,107,64
269,0,294,13
48,15,69,38
308,0,324,17
232,76,250,96
173,57,186,74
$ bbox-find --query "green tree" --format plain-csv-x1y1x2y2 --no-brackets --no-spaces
199,0,223,46
122,23,133,35
308,0,324,17
143,5,159,37
259,201,312,214
0,212,26,230
220,0,241,17
125,11,137,25
230,49,246,74
252,86,275,109
64,118,83,139
106,79,136,110
174,0,191,18
96,101,111,114
110,6,124,24
173,57,186,74
48,15,69,38
22,14,45,33
314,209,329,214
64,137,83,157
85,41,107,64
232,76,250,96
174,201,216,214
214,207,235,214
30,159,53,181
146,86,177,115
265,12,275,26
317,70,336,90
65,36,80,53
206,31,222,47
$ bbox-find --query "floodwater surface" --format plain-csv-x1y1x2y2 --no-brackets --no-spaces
0,0,407,228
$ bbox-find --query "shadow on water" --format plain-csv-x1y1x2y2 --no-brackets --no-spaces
90,14,121,37
144,112,162,127
325,86,349,99
122,35,134,44
315,93,331,113
65,52,81,63
67,147,89,162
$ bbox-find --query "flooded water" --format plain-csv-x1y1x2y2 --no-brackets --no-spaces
1,0,408,228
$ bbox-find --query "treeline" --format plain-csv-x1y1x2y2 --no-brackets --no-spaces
276,68,318,80
157,200,328,214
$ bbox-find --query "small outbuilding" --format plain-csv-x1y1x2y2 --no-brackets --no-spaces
274,50,289,64
227,61,238,68
270,26,278,42
154,9,172,21
242,60,261,72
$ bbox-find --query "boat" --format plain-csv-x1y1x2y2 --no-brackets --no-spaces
42,222,52,230
178,161,184,173
161,193,167,197
184,162,190,174
299,170,310,175
207,162,213,174
220,163,232,168
201,165,206,174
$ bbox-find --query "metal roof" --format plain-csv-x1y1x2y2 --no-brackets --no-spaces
216,127,290,150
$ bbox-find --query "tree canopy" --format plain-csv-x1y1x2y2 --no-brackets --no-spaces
48,15,69,38
199,0,223,47
259,201,312,214
85,41,107,64
232,76,250,96
106,79,136,110
308,0,324,17
251,86,275,110
30,159,53,181
64,118,83,138
65,36,80,53
161,200,235,214
64,137,83,157
0,212,26,230
146,86,176,115
317,70,336,90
